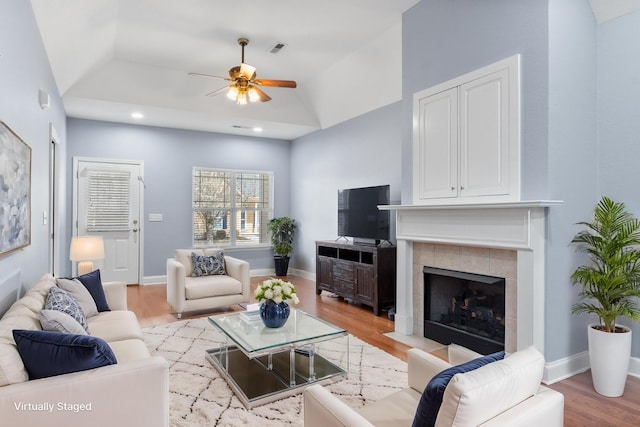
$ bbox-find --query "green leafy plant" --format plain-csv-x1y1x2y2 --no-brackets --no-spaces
267,217,296,257
571,196,640,333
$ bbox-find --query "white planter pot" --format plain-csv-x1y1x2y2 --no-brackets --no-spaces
588,323,632,397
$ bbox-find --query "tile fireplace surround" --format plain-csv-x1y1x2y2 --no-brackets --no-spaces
415,243,516,352
381,201,561,357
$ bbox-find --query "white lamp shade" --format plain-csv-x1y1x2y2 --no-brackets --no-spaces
70,236,105,261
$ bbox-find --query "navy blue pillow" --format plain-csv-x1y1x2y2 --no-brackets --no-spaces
412,350,505,427
12,329,117,380
75,270,111,312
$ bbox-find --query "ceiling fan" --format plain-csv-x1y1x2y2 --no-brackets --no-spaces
189,38,297,104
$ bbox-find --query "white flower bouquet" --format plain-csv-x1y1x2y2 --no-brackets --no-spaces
254,278,300,305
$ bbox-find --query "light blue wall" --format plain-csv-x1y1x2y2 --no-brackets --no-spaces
0,1,67,293
546,0,599,361
290,102,403,272
598,10,640,355
402,0,549,203
66,119,291,277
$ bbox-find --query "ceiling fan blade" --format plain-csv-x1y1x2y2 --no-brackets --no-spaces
239,63,256,80
189,72,231,81
205,86,229,97
255,79,297,88
251,86,272,102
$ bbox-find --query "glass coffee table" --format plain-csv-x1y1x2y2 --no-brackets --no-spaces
206,309,348,409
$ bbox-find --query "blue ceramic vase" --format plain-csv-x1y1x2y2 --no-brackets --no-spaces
260,300,290,328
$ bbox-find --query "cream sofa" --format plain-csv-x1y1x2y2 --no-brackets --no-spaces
304,345,564,427
166,248,250,319
0,274,169,427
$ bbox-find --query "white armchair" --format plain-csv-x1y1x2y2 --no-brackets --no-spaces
304,345,564,427
166,249,250,319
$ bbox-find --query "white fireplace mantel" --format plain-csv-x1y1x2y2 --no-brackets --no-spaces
381,200,562,354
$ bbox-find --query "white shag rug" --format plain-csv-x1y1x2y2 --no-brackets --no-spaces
143,317,407,427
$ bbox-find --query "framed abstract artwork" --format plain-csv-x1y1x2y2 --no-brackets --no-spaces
0,121,31,256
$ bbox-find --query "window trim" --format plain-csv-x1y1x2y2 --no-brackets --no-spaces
192,166,274,249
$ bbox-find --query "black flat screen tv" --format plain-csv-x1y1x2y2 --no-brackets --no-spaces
338,185,390,242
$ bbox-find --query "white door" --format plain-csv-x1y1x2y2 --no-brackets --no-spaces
74,158,143,284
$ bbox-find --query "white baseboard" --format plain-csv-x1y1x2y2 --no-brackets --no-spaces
251,268,275,277
629,356,640,379
288,268,315,280
248,268,314,280
142,275,166,285
543,351,640,384
543,351,589,385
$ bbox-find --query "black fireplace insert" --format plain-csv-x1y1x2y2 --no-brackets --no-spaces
423,267,505,354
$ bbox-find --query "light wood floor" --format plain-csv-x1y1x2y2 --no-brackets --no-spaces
128,275,640,426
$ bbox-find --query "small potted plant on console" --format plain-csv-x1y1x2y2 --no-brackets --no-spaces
267,216,296,276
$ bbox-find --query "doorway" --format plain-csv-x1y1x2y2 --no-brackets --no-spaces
48,124,61,276
73,157,144,284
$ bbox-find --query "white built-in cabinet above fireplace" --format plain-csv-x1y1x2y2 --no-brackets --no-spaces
413,55,520,205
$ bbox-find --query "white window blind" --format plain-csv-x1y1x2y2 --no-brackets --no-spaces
86,170,131,231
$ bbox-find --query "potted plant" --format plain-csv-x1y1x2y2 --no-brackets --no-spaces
267,217,296,276
570,196,640,397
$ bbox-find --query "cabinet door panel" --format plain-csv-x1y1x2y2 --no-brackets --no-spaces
318,258,333,288
355,265,375,305
459,68,510,197
415,87,458,200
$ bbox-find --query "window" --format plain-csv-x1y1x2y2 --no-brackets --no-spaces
192,167,273,247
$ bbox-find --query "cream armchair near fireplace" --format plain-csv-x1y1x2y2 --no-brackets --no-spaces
304,344,564,427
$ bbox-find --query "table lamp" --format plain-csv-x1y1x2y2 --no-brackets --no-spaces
70,236,105,275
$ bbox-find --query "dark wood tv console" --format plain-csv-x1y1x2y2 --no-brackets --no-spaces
315,240,396,316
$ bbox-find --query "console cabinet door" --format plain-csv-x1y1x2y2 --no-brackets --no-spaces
355,264,375,308
317,257,334,291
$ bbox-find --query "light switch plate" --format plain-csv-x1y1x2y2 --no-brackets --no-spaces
149,213,163,222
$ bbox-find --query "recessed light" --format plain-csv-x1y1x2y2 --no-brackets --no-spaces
131,112,144,119
253,127,263,133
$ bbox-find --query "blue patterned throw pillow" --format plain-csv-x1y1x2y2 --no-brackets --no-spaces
191,251,226,276
45,287,89,333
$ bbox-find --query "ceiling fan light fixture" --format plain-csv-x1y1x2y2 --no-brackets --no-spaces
190,37,296,104
236,91,248,105
248,87,260,102
227,85,239,100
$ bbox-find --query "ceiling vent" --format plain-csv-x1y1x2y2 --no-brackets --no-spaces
269,42,287,54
